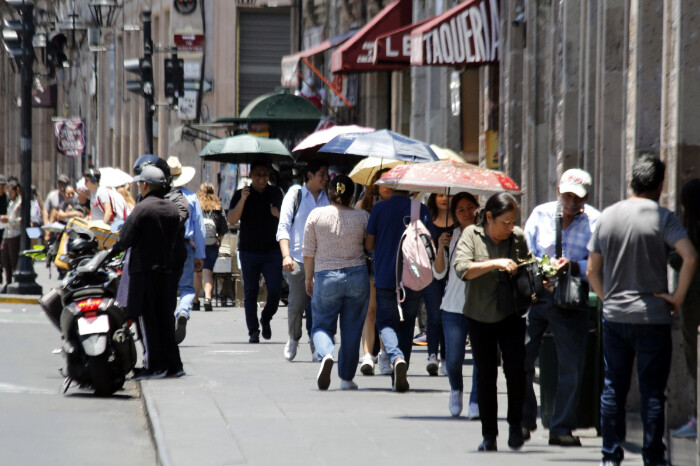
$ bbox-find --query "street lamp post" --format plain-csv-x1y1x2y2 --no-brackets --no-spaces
7,0,42,295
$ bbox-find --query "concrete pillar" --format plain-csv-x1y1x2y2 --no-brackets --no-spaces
519,0,552,216
580,0,599,192
661,0,700,210
625,0,664,186
660,0,700,447
594,0,628,210
554,1,582,172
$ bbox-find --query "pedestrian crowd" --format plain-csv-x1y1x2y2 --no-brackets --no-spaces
8,153,698,466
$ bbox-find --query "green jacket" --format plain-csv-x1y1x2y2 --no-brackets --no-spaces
454,224,532,323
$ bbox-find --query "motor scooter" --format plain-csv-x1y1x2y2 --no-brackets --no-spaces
38,224,136,396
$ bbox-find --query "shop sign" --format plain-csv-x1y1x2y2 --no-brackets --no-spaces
373,18,431,64
174,34,204,53
410,0,500,66
54,118,85,158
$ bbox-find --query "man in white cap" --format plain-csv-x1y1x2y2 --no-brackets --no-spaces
167,156,205,344
521,168,600,446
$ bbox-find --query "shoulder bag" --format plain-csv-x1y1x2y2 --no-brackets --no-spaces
553,204,589,311
497,236,546,315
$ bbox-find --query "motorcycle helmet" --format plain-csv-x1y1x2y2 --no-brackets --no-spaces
133,154,172,187
66,231,98,257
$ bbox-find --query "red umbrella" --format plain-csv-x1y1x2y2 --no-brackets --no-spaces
374,160,521,196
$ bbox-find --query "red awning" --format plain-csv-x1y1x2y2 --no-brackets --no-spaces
409,0,500,66
281,41,334,88
331,0,412,74
372,17,432,65
280,31,357,88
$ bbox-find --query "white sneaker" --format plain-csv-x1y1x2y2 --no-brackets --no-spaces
317,354,334,390
467,402,480,420
378,350,392,375
284,338,299,361
438,360,447,376
360,353,375,376
449,389,463,417
426,353,438,376
340,379,358,390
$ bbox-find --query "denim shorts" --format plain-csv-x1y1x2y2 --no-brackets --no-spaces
203,245,219,270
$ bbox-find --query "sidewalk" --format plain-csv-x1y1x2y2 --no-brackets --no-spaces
140,304,647,466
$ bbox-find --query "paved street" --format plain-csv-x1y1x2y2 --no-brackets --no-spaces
1,264,651,465
0,301,154,465
144,302,647,466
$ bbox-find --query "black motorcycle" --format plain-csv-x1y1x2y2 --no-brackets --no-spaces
39,228,136,396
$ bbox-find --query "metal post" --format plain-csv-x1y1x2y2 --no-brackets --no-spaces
8,3,42,295
143,10,153,155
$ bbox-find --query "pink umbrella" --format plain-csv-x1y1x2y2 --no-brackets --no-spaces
293,124,374,162
374,160,521,197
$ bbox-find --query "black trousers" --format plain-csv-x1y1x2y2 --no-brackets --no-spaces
467,313,526,439
131,271,183,373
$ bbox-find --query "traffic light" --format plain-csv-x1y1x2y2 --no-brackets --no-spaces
46,32,69,73
2,18,30,68
164,55,184,101
124,56,153,97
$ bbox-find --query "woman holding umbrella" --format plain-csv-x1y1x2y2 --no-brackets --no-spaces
422,193,456,376
432,192,480,418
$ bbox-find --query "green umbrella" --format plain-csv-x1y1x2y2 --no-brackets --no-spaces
198,134,293,164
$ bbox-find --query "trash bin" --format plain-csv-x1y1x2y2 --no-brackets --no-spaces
539,292,603,433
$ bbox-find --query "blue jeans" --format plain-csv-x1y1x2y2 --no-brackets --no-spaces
523,292,589,434
311,265,369,381
375,287,421,366
442,310,478,406
176,242,195,318
422,279,445,359
600,320,671,465
239,249,283,335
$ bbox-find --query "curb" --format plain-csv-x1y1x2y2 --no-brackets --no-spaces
139,380,173,466
0,295,40,304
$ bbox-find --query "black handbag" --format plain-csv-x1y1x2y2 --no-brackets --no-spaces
553,263,589,311
496,238,546,315
552,204,589,311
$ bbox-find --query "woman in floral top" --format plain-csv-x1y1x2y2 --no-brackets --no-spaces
303,175,370,391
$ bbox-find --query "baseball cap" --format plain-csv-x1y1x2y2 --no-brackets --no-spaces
0,174,6,185
134,165,167,187
559,169,592,198
57,174,69,184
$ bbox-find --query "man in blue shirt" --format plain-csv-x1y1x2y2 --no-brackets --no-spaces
276,161,329,362
521,169,600,446
168,156,206,345
366,191,434,392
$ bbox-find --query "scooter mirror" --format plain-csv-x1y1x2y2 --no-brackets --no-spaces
26,227,42,239
110,219,124,233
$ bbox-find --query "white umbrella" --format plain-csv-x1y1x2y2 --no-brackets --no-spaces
99,167,133,188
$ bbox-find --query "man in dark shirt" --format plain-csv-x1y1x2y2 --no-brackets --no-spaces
112,165,184,379
228,161,283,343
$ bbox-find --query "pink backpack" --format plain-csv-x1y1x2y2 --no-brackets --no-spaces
395,200,436,320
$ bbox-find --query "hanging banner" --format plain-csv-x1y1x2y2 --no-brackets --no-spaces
54,118,85,158
410,0,500,66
